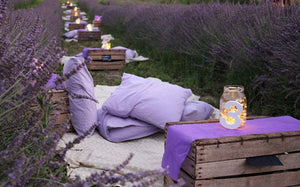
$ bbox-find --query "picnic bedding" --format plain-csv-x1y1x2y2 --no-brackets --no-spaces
61,56,215,142
54,56,220,184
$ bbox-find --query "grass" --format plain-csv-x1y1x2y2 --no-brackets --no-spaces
14,0,44,9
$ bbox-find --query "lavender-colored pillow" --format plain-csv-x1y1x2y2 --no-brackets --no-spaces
94,15,102,22
181,101,214,121
63,57,97,136
112,46,138,59
97,109,161,142
102,73,192,129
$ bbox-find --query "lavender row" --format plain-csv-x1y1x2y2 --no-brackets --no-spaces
78,0,300,117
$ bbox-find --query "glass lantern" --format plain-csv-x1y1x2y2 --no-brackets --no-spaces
220,85,247,129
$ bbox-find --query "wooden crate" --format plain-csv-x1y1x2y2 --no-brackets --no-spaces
66,5,75,9
68,23,85,31
164,118,300,187
71,10,80,15
93,20,102,27
70,15,83,22
78,30,101,42
87,49,126,70
48,89,70,126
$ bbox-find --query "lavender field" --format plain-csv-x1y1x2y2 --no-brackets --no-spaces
79,0,300,118
1,0,300,185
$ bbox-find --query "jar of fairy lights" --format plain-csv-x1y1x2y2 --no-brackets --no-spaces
219,85,247,129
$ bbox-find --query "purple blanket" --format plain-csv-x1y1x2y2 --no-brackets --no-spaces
162,116,300,180
97,108,161,143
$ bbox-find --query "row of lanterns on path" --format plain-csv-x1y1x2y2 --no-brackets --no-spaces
64,1,112,49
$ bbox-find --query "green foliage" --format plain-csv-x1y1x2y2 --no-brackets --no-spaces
13,0,44,9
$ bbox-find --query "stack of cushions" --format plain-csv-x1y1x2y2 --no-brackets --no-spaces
98,73,214,142
63,58,214,142
101,73,193,129
63,57,97,136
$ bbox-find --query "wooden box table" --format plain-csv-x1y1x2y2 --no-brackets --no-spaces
163,116,300,187
93,20,102,27
68,23,85,31
83,48,126,70
70,15,82,22
78,30,101,42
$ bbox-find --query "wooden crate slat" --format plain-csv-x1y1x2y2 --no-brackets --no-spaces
50,113,70,125
90,55,126,61
78,31,101,42
191,134,300,163
168,169,300,187
88,49,126,56
87,61,125,70
194,170,300,187
69,23,85,31
93,20,102,27
87,49,126,70
182,152,300,179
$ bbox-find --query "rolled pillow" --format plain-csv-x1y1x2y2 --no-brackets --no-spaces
63,57,97,136
102,73,192,129
181,101,214,121
97,109,161,142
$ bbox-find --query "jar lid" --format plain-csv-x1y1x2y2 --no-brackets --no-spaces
224,85,244,92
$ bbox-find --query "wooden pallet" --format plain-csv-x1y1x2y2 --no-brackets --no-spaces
86,49,126,70
164,117,300,187
78,30,101,42
93,20,102,27
48,89,70,126
70,15,83,22
68,23,85,31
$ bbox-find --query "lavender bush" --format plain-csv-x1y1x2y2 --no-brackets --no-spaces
79,0,300,118
1,0,171,186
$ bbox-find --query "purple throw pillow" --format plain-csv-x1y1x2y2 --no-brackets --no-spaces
181,101,214,121
63,57,97,136
102,73,192,129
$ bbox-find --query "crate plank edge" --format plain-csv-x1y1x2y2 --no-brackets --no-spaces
87,49,126,70
78,31,101,42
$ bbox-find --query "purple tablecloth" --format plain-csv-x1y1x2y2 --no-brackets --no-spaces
162,116,300,180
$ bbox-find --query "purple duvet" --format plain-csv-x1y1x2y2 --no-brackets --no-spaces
97,109,161,143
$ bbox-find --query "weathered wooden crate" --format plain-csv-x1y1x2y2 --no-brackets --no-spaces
68,23,85,31
93,20,102,27
71,10,80,15
66,5,75,9
87,49,126,70
164,118,300,187
78,30,101,42
48,89,70,126
70,15,83,22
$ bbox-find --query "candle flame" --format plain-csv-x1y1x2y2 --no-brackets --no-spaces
70,2,73,6
75,18,81,24
87,24,93,31
74,7,77,11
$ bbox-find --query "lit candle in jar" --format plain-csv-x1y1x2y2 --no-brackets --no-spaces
219,85,247,129
86,24,93,31
75,18,81,24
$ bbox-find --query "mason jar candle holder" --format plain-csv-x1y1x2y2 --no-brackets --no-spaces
219,85,247,129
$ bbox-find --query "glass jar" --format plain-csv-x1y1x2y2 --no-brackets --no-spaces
220,85,247,128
